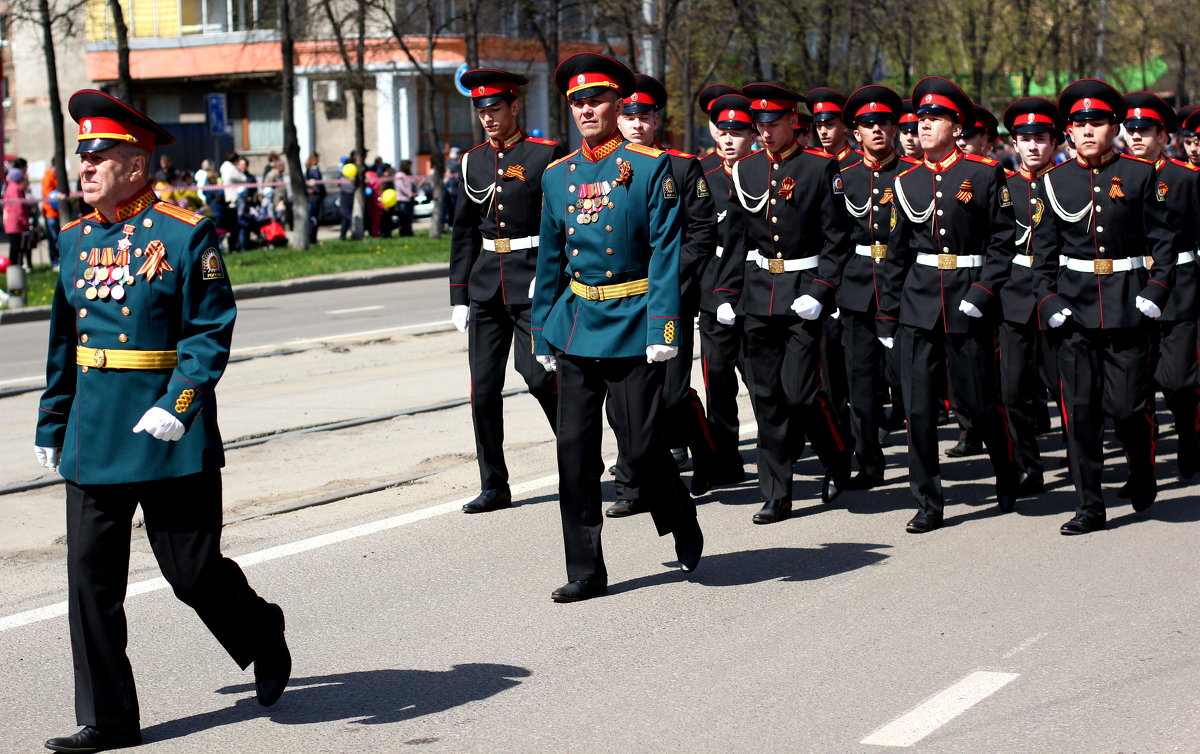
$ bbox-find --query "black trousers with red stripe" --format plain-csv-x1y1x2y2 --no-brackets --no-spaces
999,317,1046,479
1153,319,1199,454
1055,325,1155,520
743,313,850,501
841,309,887,478
698,310,750,473
899,322,1019,516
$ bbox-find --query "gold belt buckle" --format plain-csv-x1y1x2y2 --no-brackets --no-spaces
767,258,786,274
938,253,957,270
870,243,888,260
586,285,601,301
92,349,106,368
493,238,511,254
1094,258,1113,275
1144,255,1154,269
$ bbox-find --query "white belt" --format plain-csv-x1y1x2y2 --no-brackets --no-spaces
1180,250,1196,265
715,245,724,258
1060,255,1144,274
915,253,985,270
854,243,889,261
483,235,538,253
747,249,819,273
1011,254,1033,268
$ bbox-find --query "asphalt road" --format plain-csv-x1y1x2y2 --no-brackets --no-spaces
2,279,1200,752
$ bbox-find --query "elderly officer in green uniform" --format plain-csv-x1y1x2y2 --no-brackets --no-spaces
33,91,290,753
533,52,703,602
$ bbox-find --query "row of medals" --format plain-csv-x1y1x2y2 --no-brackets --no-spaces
575,181,613,225
77,227,139,302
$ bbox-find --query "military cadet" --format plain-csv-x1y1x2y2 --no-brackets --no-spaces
899,99,924,160
1031,79,1176,534
697,84,741,172
956,103,999,157
795,110,815,148
34,91,290,753
713,83,853,524
835,85,919,490
1177,105,1200,167
1123,92,1200,481
449,69,566,514
1000,96,1068,497
532,53,702,601
877,76,1021,533
808,87,860,168
699,92,758,483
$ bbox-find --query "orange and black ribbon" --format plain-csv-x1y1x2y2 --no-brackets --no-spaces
502,164,526,181
137,239,173,282
880,187,894,204
613,160,634,187
955,179,974,203
1109,176,1125,199
778,176,795,200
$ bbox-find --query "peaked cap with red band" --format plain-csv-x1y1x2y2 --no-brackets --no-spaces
625,74,667,114
842,85,901,127
899,98,919,132
1003,97,1065,140
1123,91,1177,133
708,93,754,130
1177,104,1200,136
697,83,739,114
1058,79,1125,123
807,87,846,122
960,103,999,140
742,83,805,123
555,53,636,101
912,77,974,128
460,69,528,108
69,89,174,155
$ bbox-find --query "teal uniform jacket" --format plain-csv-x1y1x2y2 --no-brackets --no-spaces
36,185,235,485
532,134,682,358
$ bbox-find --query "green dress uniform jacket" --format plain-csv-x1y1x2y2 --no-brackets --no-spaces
532,135,682,358
36,185,235,485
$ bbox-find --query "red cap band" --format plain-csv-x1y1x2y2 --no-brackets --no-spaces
566,72,622,97
918,93,961,116
900,112,918,124
854,102,894,118
718,109,753,125
472,84,517,98
77,116,156,149
625,92,658,107
1127,106,1161,122
1020,112,1055,127
1069,97,1114,114
813,101,842,113
751,98,795,112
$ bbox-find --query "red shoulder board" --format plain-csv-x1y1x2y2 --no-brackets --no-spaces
804,148,834,158
901,156,921,165
526,136,560,146
667,148,696,159
1171,158,1200,172
61,217,82,232
466,141,489,154
841,159,865,172
1121,154,1154,164
896,163,923,180
153,202,204,225
1005,169,1017,179
704,163,728,177
546,150,579,170
964,154,999,166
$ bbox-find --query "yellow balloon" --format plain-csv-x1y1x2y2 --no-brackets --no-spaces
380,188,398,208
341,162,358,179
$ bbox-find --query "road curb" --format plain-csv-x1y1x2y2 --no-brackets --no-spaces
0,262,447,326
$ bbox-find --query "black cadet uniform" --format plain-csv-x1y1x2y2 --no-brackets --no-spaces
878,76,1021,532
1032,79,1176,533
998,97,1067,493
835,85,918,488
715,83,852,523
450,69,566,513
1125,93,1200,481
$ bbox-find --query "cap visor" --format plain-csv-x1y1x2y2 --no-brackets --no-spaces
1123,117,1161,130
622,102,656,114
75,138,125,155
472,94,509,108
752,110,788,123
715,120,752,130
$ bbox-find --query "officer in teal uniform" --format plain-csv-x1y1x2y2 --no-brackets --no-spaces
34,90,290,754
532,53,703,602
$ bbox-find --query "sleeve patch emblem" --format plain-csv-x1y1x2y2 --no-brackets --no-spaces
999,184,1013,207
201,248,225,280
1157,181,1169,201
832,174,845,195
697,178,710,198
663,175,677,200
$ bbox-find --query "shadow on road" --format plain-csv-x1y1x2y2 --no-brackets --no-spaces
140,663,532,743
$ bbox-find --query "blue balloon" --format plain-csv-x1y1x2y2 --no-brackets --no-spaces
365,187,373,196
530,128,543,138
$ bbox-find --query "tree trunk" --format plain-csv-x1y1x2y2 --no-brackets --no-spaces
279,0,310,250
39,0,73,222
107,0,133,102
422,0,444,240
351,0,367,240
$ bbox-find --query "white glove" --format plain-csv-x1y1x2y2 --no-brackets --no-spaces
132,406,186,442
958,300,983,318
791,294,823,320
878,337,895,350
451,304,470,333
1047,307,1072,329
830,307,841,320
35,446,61,472
646,344,679,363
529,278,536,299
715,303,736,326
535,354,557,372
1136,296,1162,319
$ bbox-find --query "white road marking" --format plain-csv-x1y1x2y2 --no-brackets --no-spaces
0,375,42,387
324,305,385,315
1002,632,1046,659
861,671,1020,747
0,421,758,634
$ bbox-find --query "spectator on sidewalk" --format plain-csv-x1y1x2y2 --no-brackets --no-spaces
305,153,325,243
394,159,417,237
4,159,33,270
41,165,62,269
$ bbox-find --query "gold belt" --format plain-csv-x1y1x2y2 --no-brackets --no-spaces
76,346,178,370
569,278,649,302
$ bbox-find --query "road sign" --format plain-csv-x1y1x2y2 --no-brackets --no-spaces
453,64,471,97
206,93,227,136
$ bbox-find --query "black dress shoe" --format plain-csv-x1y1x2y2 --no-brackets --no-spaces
462,489,512,514
905,511,943,533
1060,513,1105,535
822,467,851,504
254,604,291,707
671,447,690,468
844,472,885,491
1016,471,1045,497
674,517,704,573
605,498,645,518
690,469,711,497
45,725,142,753
551,578,608,602
1179,434,1200,481
945,439,983,457
752,498,791,524
1130,477,1157,513
996,493,1017,513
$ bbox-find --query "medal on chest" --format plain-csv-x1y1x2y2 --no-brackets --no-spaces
78,224,137,302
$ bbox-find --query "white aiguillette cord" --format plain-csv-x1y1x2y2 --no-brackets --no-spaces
732,160,769,214
892,174,934,224
1042,171,1094,227
460,150,497,208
